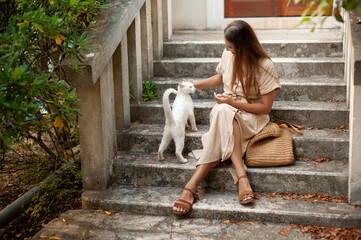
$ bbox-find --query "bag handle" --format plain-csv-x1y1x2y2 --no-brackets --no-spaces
277,120,304,135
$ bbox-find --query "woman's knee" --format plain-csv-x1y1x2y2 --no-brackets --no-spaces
211,103,231,116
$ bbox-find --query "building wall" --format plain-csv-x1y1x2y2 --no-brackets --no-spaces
172,0,207,30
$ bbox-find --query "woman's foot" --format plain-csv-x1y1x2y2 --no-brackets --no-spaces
173,187,198,214
237,175,254,204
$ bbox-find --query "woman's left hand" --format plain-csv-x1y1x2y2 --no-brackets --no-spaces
214,92,234,106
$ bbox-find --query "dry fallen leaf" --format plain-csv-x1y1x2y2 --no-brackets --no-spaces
49,237,62,240
225,235,233,238
40,235,48,239
105,211,112,215
62,218,66,222
245,222,257,225
278,229,288,237
224,220,231,224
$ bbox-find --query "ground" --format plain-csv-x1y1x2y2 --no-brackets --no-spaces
0,143,82,240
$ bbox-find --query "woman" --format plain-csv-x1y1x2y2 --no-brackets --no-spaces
173,20,281,215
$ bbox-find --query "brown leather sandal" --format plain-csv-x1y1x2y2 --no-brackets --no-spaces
173,187,199,215
236,175,254,205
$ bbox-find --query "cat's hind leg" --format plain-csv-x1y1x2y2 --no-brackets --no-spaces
188,112,197,131
174,131,188,163
158,127,172,161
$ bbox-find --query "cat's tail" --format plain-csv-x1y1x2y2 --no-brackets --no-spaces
163,88,178,125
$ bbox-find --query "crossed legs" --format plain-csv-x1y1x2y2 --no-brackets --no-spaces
173,119,253,213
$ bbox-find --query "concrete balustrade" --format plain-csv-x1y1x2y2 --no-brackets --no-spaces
151,0,163,59
61,0,168,190
344,11,361,205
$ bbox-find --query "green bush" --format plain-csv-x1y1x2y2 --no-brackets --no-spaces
290,0,361,29
0,0,108,169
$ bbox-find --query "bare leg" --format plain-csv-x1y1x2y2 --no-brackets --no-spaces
173,161,217,213
230,119,253,203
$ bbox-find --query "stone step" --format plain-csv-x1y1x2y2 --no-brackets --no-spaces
152,77,347,102
154,58,344,78
82,185,361,228
113,152,348,196
171,29,343,42
130,100,349,128
164,41,343,58
117,123,349,161
32,210,315,240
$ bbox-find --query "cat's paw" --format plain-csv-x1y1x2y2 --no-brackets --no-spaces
191,127,198,132
176,153,188,163
158,151,165,161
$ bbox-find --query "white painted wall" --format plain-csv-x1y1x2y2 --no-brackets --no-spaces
171,0,339,30
172,0,207,30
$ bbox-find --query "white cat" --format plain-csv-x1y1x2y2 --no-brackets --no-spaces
158,81,197,163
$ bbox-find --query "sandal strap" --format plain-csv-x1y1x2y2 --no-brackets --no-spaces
175,198,192,207
235,175,248,186
237,175,247,181
174,199,191,212
183,187,199,201
239,190,254,198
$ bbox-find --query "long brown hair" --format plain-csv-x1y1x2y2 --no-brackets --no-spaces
224,20,270,102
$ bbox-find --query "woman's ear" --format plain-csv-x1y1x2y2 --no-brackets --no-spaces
178,82,184,88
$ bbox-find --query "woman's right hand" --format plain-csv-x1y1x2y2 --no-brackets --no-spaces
183,79,198,89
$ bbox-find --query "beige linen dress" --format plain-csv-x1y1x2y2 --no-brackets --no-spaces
192,49,281,175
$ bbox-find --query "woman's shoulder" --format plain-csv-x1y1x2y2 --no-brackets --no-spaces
259,57,274,70
258,57,278,80
221,49,233,59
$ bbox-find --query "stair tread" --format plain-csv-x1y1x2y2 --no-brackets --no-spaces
152,77,346,86
131,99,348,111
82,185,361,228
155,57,344,62
171,29,343,41
33,209,316,240
120,123,349,141
165,40,343,44
115,151,347,176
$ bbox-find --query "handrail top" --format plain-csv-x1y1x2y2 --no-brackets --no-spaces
62,0,146,87
348,11,361,86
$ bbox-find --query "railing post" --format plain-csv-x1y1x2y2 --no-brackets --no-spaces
78,59,116,190
127,13,143,103
113,35,131,131
151,0,163,60
140,0,154,80
345,11,361,205
162,0,172,41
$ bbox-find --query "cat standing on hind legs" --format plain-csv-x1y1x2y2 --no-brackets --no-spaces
158,81,197,163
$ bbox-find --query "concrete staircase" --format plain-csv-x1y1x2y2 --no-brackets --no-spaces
83,29,361,228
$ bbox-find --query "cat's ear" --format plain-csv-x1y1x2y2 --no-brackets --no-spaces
178,82,184,88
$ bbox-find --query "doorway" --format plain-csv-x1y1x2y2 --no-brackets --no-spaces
224,0,310,18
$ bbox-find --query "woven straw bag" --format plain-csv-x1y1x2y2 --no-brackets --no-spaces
245,121,303,167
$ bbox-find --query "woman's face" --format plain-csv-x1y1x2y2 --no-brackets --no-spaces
225,38,235,55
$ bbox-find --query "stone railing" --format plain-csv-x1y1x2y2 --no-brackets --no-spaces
344,11,361,205
62,0,171,190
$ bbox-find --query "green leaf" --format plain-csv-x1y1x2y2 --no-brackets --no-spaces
79,31,87,43
13,67,22,80
69,0,78,7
